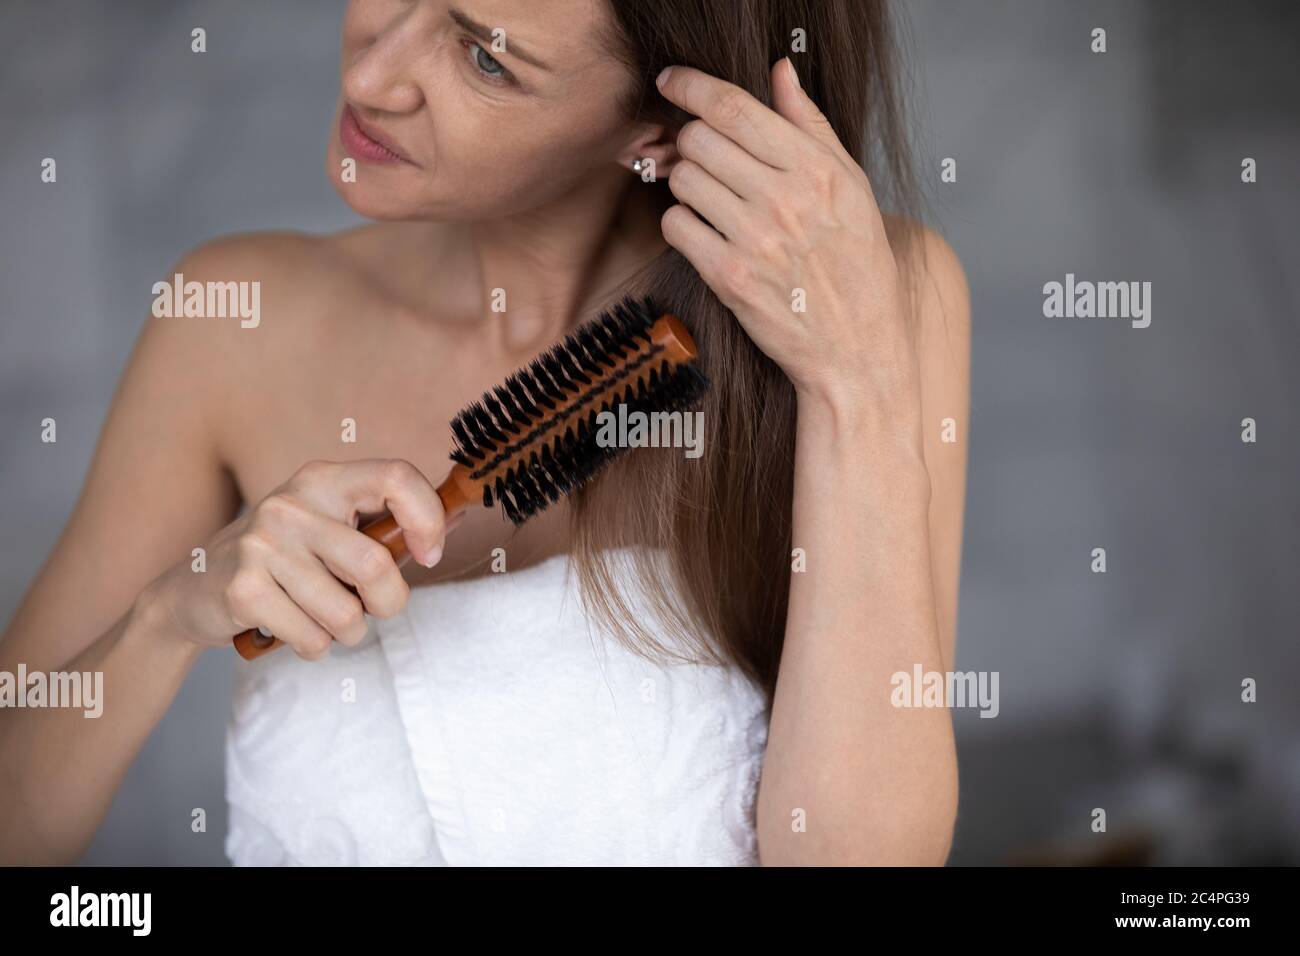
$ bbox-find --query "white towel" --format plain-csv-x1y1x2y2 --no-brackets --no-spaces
225,548,770,865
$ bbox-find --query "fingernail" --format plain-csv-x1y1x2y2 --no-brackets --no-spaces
419,544,443,569
656,66,673,89
786,57,800,89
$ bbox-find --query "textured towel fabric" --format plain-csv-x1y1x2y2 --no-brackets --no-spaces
225,548,771,866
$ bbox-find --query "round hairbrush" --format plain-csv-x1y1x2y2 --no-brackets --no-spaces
233,296,706,660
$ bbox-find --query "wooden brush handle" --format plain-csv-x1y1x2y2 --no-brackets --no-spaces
232,468,478,660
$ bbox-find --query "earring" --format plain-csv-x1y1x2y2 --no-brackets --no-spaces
632,158,646,173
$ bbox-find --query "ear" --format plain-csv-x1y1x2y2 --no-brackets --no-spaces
616,122,682,179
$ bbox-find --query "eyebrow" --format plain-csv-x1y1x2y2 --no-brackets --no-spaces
448,8,551,72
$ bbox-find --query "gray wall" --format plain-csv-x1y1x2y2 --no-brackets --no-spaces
0,0,1296,865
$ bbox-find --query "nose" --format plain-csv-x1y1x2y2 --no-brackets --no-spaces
343,11,426,115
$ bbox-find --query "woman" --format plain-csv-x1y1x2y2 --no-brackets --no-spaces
0,0,968,865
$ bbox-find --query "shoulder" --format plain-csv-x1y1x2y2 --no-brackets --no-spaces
127,228,385,455
883,218,971,397
171,228,321,272
884,216,970,339
878,216,970,400
164,228,370,316
171,225,397,273
147,226,397,352
133,231,325,396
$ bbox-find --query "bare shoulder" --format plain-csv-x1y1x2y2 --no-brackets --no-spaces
878,217,970,429
148,225,398,371
172,228,322,270
128,227,391,463
884,216,970,346
163,228,371,331
174,224,397,275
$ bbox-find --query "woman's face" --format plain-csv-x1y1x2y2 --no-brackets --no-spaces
329,0,641,221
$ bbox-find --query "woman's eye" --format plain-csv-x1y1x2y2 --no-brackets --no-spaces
466,41,509,81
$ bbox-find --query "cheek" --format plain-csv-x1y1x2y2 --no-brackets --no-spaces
424,54,634,206
426,101,624,211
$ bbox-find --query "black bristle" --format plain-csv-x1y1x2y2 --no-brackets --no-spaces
506,375,543,417
555,349,591,387
451,416,480,459
446,295,708,525
541,353,572,392
532,363,565,405
471,404,508,445
482,394,516,435
492,384,526,428
515,369,555,411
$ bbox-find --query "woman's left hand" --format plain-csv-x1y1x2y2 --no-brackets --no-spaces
656,59,917,411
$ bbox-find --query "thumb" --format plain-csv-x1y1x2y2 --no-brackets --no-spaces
770,56,835,145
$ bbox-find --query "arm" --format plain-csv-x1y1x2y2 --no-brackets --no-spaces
654,62,970,864
758,232,969,865
0,236,453,863
0,243,239,862
0,597,206,863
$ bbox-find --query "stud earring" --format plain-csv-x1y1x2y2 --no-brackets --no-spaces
632,158,646,173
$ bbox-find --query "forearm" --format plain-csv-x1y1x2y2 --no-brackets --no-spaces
0,591,204,864
756,387,958,865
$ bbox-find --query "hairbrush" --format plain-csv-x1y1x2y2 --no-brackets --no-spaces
233,296,705,660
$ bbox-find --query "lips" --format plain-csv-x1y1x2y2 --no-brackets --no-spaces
340,105,415,165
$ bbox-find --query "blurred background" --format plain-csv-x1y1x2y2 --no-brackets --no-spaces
1,0,1296,865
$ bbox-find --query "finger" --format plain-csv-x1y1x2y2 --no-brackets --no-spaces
228,569,334,661
266,546,376,645
769,57,884,215
660,204,739,301
295,459,446,566
676,119,775,199
769,57,849,160
668,160,748,242
373,460,448,567
297,516,412,622
656,65,800,170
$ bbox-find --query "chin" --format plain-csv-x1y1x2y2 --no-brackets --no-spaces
334,185,419,221
324,145,426,220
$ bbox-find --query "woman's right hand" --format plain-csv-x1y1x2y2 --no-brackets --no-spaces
140,459,449,659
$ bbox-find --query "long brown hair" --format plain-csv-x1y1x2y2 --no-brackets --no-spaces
571,0,922,704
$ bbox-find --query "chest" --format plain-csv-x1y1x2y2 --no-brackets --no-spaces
222,330,569,582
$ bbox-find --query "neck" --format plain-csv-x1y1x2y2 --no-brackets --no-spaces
401,167,668,355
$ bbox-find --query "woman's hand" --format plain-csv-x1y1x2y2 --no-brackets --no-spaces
656,59,917,414
141,459,449,659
